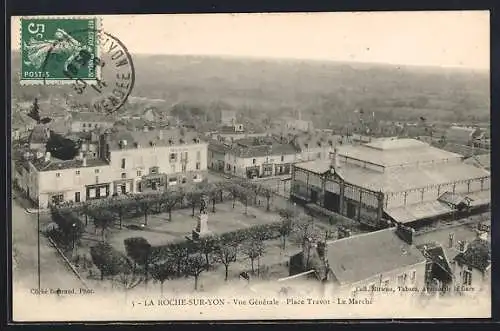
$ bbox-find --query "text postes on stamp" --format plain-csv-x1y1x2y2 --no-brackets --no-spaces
21,17,101,85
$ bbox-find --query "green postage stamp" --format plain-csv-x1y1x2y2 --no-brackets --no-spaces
20,17,101,85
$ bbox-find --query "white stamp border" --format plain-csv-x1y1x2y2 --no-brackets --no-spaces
19,16,103,86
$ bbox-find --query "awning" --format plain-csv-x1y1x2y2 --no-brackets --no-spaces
385,200,454,224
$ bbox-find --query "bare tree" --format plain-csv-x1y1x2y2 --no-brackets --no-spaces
227,183,241,209
150,261,176,296
242,238,265,274
278,208,294,250
115,261,143,302
196,235,218,270
215,243,238,281
185,254,206,291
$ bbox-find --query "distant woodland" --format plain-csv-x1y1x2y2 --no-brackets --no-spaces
11,53,490,127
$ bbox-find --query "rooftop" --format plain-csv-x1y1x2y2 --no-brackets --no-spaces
106,128,204,151
453,238,491,272
30,156,109,172
326,228,426,286
230,143,298,158
295,158,490,193
339,139,463,167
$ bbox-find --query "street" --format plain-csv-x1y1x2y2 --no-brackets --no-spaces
12,193,84,294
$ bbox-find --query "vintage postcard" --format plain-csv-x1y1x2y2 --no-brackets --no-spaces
10,12,491,321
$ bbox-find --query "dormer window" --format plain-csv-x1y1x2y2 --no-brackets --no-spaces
168,139,173,145
150,141,156,147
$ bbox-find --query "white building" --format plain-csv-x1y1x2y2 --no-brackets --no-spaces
70,112,115,132
14,128,208,208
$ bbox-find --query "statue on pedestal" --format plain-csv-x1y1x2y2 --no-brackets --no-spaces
192,194,211,240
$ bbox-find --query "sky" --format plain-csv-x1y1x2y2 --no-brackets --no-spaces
12,11,490,69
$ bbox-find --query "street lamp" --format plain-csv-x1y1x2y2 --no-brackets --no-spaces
72,223,77,254
37,196,41,293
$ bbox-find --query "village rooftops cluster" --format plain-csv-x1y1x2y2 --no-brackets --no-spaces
106,128,204,151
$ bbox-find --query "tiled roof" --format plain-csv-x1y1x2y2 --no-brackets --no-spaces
106,128,204,151
295,159,490,193
208,140,232,153
385,201,454,224
453,238,491,272
31,156,109,172
326,228,426,285
231,143,298,158
70,112,114,123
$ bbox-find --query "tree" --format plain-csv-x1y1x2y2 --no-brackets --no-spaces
134,194,154,226
115,260,143,301
186,189,202,217
124,237,152,281
185,254,206,291
45,132,80,160
293,217,322,247
227,183,242,209
150,261,176,295
242,238,265,274
239,187,255,215
215,242,238,281
215,181,227,203
196,235,218,270
160,189,182,222
278,208,294,250
90,242,125,281
89,208,115,241
260,186,274,212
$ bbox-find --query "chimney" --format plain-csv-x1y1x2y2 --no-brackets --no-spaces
78,152,84,160
44,152,51,162
159,130,164,140
82,156,87,167
396,223,415,245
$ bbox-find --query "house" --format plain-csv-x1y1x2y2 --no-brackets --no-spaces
220,137,298,179
451,236,491,295
288,224,427,297
416,242,454,294
70,112,115,132
15,128,208,208
291,138,491,229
